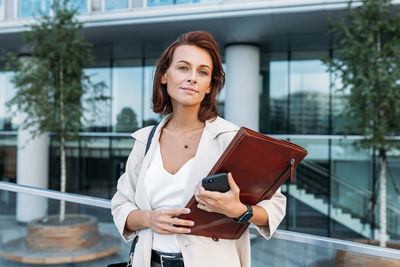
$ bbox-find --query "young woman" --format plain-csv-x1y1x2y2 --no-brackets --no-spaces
111,31,286,267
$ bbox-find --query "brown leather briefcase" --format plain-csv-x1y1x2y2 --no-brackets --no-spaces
180,127,308,240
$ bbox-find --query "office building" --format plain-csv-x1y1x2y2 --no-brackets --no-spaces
1,0,400,242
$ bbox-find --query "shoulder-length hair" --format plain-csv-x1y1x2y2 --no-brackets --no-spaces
152,31,225,122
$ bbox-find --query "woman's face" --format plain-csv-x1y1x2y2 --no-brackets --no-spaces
161,45,213,109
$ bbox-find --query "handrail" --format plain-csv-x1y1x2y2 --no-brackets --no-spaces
262,229,400,260
0,181,110,209
2,131,400,140
1,181,400,260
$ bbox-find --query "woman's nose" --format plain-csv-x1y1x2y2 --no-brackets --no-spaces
187,70,197,83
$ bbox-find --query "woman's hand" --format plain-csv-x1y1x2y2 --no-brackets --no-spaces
195,173,247,218
147,208,194,235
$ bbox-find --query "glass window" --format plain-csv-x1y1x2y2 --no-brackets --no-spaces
112,59,143,132
289,51,330,134
91,0,102,11
105,0,129,10
82,67,112,132
18,0,51,18
147,0,174,7
68,0,87,13
264,52,289,134
0,72,17,131
176,0,201,3
0,0,4,20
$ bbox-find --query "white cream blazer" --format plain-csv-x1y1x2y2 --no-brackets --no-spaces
111,115,287,267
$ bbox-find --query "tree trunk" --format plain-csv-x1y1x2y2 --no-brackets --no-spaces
379,149,387,247
59,66,66,222
59,135,66,222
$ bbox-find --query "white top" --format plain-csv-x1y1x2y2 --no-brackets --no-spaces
144,142,194,253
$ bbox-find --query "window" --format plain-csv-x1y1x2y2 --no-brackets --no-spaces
18,0,51,18
0,72,17,131
0,0,4,20
82,66,112,132
105,0,129,10
289,51,330,134
112,59,143,132
68,0,87,13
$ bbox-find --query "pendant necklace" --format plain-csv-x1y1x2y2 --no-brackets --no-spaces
172,118,204,149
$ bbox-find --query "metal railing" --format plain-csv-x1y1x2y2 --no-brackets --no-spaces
1,180,400,261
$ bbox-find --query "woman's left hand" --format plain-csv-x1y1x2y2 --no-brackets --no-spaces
195,172,247,218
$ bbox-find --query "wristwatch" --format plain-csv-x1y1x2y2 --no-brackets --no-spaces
233,203,253,224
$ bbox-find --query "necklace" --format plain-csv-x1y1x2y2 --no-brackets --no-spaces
171,117,204,149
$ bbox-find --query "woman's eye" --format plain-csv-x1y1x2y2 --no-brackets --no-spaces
179,66,188,71
199,71,208,76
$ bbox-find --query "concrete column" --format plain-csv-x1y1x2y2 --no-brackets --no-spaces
225,44,260,131
16,56,49,223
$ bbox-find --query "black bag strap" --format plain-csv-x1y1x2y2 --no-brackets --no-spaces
126,123,158,266
145,124,158,155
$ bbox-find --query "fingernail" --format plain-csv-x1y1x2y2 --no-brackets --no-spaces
187,229,191,233
190,221,195,226
185,208,191,213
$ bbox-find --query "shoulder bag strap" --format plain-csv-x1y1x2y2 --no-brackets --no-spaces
127,123,158,266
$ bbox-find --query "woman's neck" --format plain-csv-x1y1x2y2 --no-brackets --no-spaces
169,105,204,133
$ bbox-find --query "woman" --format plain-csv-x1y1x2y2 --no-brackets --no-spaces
111,31,286,267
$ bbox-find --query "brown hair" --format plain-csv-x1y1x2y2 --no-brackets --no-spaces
152,31,225,122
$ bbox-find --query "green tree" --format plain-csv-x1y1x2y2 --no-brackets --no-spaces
325,0,400,247
5,0,109,221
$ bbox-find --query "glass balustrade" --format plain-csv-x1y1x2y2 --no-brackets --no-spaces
3,132,400,243
1,182,400,266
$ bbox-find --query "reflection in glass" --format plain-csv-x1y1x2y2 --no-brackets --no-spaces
290,58,330,134
112,59,142,132
331,71,351,135
268,60,289,134
105,0,129,10
82,68,111,132
18,0,51,18
0,72,17,131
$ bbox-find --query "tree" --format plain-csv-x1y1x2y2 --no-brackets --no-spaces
325,0,400,247
4,0,109,221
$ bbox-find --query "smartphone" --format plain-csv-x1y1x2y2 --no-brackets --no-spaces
202,173,230,193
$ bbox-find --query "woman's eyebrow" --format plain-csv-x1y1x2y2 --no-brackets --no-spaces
177,60,211,71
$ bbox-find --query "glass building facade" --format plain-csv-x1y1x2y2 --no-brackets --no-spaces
1,0,400,243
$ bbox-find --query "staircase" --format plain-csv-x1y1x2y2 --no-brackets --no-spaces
290,161,400,241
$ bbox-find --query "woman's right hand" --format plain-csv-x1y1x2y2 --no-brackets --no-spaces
147,208,194,235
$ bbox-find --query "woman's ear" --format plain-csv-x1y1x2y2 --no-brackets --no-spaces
161,74,167,84
205,86,211,94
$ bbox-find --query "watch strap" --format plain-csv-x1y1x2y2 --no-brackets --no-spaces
233,203,253,224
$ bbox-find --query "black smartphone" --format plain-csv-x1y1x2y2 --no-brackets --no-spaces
202,173,230,193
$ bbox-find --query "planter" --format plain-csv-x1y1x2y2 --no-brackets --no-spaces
0,214,121,264
335,240,400,267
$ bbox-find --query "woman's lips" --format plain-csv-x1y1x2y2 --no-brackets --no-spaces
181,87,198,93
